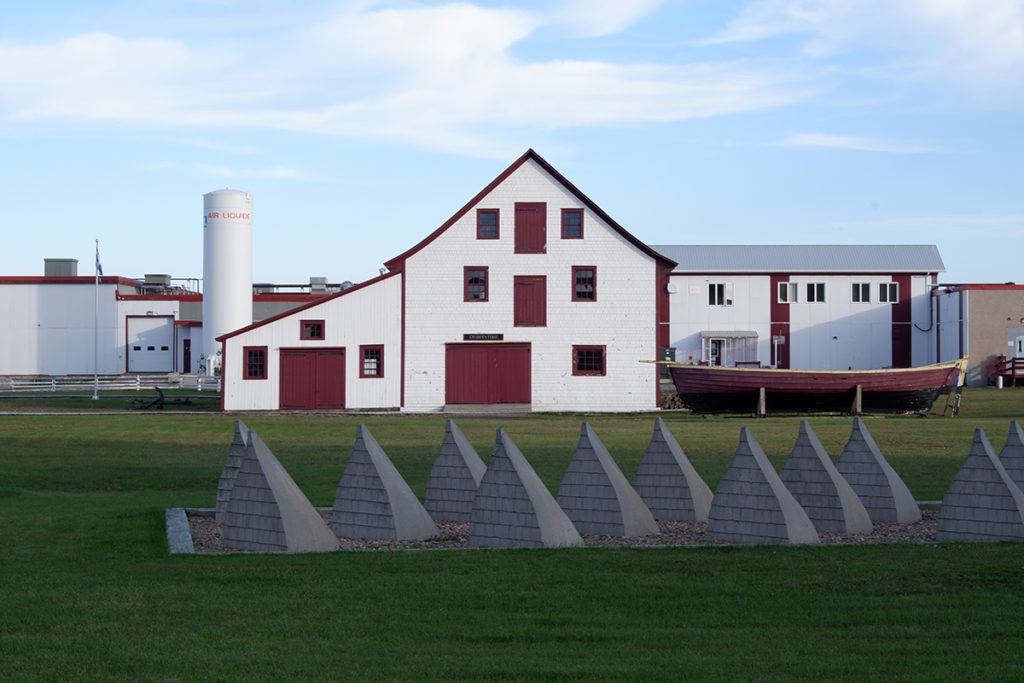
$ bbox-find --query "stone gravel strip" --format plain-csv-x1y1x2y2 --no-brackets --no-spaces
185,509,939,553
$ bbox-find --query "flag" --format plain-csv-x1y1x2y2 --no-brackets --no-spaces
95,242,103,276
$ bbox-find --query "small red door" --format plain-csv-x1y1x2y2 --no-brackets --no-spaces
279,348,345,409
514,276,547,327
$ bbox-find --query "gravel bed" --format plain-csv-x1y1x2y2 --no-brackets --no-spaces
187,509,938,553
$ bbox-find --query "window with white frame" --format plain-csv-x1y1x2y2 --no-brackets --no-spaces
806,282,826,303
778,282,797,303
708,282,733,306
879,282,899,303
852,283,870,303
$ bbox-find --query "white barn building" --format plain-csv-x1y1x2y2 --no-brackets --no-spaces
219,149,675,412
652,245,944,371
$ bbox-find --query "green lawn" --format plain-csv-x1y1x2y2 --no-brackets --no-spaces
1,388,1023,680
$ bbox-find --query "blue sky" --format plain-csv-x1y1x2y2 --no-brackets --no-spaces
1,0,1022,286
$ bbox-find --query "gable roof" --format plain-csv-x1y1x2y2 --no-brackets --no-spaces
384,148,676,271
651,245,944,274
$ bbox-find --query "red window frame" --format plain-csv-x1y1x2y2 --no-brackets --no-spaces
477,209,499,240
243,346,268,380
300,319,325,340
561,209,583,239
572,266,596,301
360,345,384,378
464,267,488,301
573,345,606,376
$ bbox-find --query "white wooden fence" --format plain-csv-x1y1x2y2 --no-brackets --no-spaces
0,374,221,393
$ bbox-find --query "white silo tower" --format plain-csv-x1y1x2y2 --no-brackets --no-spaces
202,189,253,374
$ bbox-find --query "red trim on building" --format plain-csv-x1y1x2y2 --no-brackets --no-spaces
656,263,671,406
0,276,139,286
891,275,912,367
769,275,791,369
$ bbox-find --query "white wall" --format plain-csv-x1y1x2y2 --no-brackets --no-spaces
402,159,659,412
0,282,122,375
221,274,402,411
666,273,936,370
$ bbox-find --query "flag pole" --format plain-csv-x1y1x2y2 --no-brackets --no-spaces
92,238,100,400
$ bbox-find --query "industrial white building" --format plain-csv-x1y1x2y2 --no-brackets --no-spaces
652,245,944,371
0,262,344,378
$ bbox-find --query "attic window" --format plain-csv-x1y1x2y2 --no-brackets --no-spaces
561,209,583,239
477,209,499,239
300,320,325,340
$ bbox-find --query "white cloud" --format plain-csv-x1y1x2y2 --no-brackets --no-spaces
0,3,813,157
771,133,937,153
553,0,666,37
705,0,1024,104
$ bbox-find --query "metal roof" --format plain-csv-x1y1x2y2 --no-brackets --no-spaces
648,245,945,274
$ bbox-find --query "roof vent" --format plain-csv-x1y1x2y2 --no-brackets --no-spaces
310,277,327,294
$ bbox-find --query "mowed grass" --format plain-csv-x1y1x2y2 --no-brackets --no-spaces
1,388,1024,680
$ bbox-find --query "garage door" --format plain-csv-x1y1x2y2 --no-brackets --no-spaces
127,316,174,372
445,343,530,404
279,348,345,409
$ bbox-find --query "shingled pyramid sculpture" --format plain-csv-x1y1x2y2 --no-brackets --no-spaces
424,419,487,522
470,428,583,548
706,426,820,545
779,420,872,534
999,420,1024,494
222,429,339,553
937,427,1024,542
557,422,659,536
835,417,921,524
332,423,438,541
215,419,248,523
632,417,713,522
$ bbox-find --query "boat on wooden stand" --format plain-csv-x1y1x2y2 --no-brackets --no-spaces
652,358,967,415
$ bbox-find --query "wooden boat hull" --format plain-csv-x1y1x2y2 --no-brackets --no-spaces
666,361,963,414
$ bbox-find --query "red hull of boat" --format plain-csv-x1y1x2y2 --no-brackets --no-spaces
667,362,962,414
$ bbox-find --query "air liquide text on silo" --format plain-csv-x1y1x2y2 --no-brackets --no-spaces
205,212,251,220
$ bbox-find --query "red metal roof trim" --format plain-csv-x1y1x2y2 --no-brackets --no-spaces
0,276,140,286
384,148,677,272
216,270,401,342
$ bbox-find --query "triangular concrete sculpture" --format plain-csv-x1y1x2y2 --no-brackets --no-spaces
937,427,1024,542
332,423,439,541
779,420,873,534
469,428,583,548
835,417,921,524
706,426,820,545
222,430,339,553
215,419,248,523
557,422,659,536
632,417,713,522
424,419,487,522
999,420,1024,494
